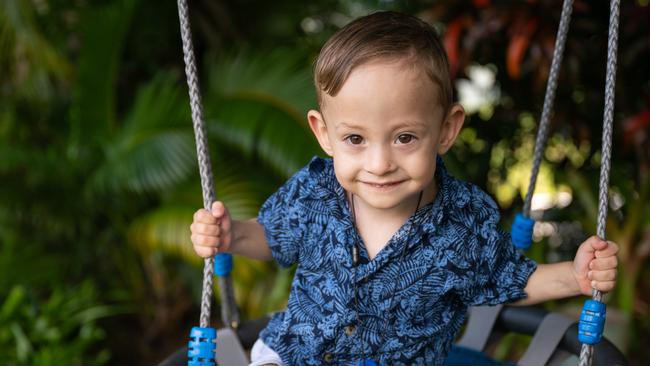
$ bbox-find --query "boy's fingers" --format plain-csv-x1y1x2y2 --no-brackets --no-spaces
194,209,217,224
592,280,616,293
595,241,619,258
191,233,219,247
211,201,228,218
588,269,617,282
194,244,218,258
586,235,608,252
190,222,220,236
589,256,618,270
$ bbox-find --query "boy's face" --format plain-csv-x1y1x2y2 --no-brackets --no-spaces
308,59,465,213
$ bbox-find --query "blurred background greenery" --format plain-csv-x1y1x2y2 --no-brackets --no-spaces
1,0,648,364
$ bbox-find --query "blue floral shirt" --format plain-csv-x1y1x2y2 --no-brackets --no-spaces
257,157,536,366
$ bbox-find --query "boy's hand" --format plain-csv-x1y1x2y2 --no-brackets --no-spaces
572,236,619,296
190,201,233,257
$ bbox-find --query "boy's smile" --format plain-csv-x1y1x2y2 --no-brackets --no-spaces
308,58,465,217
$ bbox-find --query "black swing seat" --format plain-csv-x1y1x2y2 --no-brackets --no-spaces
158,305,627,366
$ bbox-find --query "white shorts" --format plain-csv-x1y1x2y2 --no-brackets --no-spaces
248,338,284,366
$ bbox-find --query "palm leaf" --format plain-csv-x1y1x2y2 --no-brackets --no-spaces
127,149,279,259
206,48,316,116
69,0,136,147
89,74,196,194
203,49,322,178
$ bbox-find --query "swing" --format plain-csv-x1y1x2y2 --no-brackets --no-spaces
165,0,627,365
159,305,626,366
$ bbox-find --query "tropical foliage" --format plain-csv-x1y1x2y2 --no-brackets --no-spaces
1,0,648,364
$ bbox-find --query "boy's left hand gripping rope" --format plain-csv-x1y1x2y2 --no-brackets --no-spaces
188,327,217,366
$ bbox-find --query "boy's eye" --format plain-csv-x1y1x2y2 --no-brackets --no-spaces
396,134,415,144
345,135,364,145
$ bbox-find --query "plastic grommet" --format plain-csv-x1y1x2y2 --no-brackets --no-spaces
188,326,216,366
578,299,606,345
511,213,535,250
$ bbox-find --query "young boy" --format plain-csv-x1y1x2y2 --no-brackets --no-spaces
190,11,618,366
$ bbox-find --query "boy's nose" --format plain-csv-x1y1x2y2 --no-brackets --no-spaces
364,145,395,176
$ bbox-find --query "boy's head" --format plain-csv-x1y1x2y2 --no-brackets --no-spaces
313,11,452,113
307,11,464,211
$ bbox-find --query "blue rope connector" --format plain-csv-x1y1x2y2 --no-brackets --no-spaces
578,299,606,345
188,326,216,366
213,253,233,277
511,213,535,250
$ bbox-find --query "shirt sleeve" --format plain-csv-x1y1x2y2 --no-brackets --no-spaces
257,167,309,268
459,228,537,306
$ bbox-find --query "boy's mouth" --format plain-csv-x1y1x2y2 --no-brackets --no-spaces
360,180,405,189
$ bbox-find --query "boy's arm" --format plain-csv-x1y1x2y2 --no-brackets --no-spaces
514,262,580,306
229,219,273,261
513,236,618,306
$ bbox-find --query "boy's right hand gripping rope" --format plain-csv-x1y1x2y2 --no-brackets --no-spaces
188,326,217,366
511,213,535,250
578,299,606,344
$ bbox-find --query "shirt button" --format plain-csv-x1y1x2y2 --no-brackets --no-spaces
323,353,334,362
344,325,356,336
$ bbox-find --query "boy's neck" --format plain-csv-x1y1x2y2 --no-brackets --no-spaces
350,180,438,259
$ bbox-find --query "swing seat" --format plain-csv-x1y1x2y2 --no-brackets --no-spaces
157,305,627,366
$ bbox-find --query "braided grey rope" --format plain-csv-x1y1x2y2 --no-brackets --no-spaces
578,0,619,365
176,0,239,329
523,0,573,216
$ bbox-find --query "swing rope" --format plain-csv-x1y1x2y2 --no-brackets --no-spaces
509,0,620,364
177,0,215,330
578,0,620,365
177,0,240,363
512,0,573,250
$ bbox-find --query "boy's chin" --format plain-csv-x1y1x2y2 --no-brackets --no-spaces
352,191,419,211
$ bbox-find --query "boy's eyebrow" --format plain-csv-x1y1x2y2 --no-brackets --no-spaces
335,121,365,131
392,120,430,130
336,120,430,131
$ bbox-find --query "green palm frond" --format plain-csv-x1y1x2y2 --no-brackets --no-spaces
69,0,136,146
203,49,322,178
208,101,321,179
89,74,196,194
91,131,196,194
128,205,198,263
127,151,278,261
206,48,316,116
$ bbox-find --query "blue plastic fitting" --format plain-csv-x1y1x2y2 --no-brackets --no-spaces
213,253,233,277
511,213,535,250
578,299,606,344
187,326,217,366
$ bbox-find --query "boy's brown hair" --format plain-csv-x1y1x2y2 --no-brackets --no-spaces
314,11,452,113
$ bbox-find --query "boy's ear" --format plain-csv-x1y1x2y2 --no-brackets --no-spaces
437,104,465,154
308,110,334,156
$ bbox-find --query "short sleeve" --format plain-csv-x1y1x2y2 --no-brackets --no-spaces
460,229,537,306
257,167,309,268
